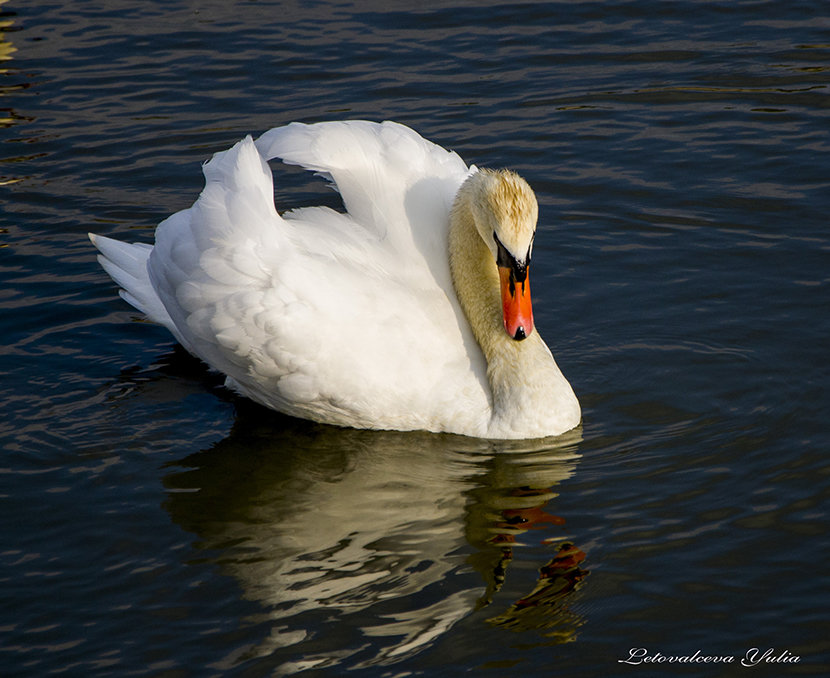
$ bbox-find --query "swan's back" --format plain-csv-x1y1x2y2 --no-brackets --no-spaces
96,121,492,434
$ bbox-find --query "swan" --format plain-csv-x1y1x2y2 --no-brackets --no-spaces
90,120,580,439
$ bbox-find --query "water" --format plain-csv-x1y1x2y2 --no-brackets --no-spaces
2,1,829,675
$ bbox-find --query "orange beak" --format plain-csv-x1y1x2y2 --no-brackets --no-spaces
499,265,534,341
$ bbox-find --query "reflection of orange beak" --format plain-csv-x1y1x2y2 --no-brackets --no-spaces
499,265,534,340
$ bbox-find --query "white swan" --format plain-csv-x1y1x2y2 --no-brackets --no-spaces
90,121,580,439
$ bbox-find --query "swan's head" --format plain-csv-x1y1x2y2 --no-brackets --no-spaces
466,169,538,341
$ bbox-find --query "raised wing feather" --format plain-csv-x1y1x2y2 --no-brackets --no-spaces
257,121,474,271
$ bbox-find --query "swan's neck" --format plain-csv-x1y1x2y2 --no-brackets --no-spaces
448,183,579,438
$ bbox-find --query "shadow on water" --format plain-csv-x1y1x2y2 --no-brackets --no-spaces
162,398,588,672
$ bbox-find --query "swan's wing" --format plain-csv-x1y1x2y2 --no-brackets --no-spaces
256,120,474,272
146,136,289,373
146,126,489,433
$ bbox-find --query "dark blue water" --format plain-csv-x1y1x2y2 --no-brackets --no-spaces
2,1,829,676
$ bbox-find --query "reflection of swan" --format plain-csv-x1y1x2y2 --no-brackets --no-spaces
486,541,588,643
163,412,584,672
91,120,580,438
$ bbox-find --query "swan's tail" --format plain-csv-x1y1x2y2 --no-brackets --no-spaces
89,233,174,329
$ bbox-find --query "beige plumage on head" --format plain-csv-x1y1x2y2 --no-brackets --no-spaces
456,168,538,264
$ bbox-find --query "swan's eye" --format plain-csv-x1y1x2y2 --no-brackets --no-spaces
493,231,511,268
493,231,528,283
